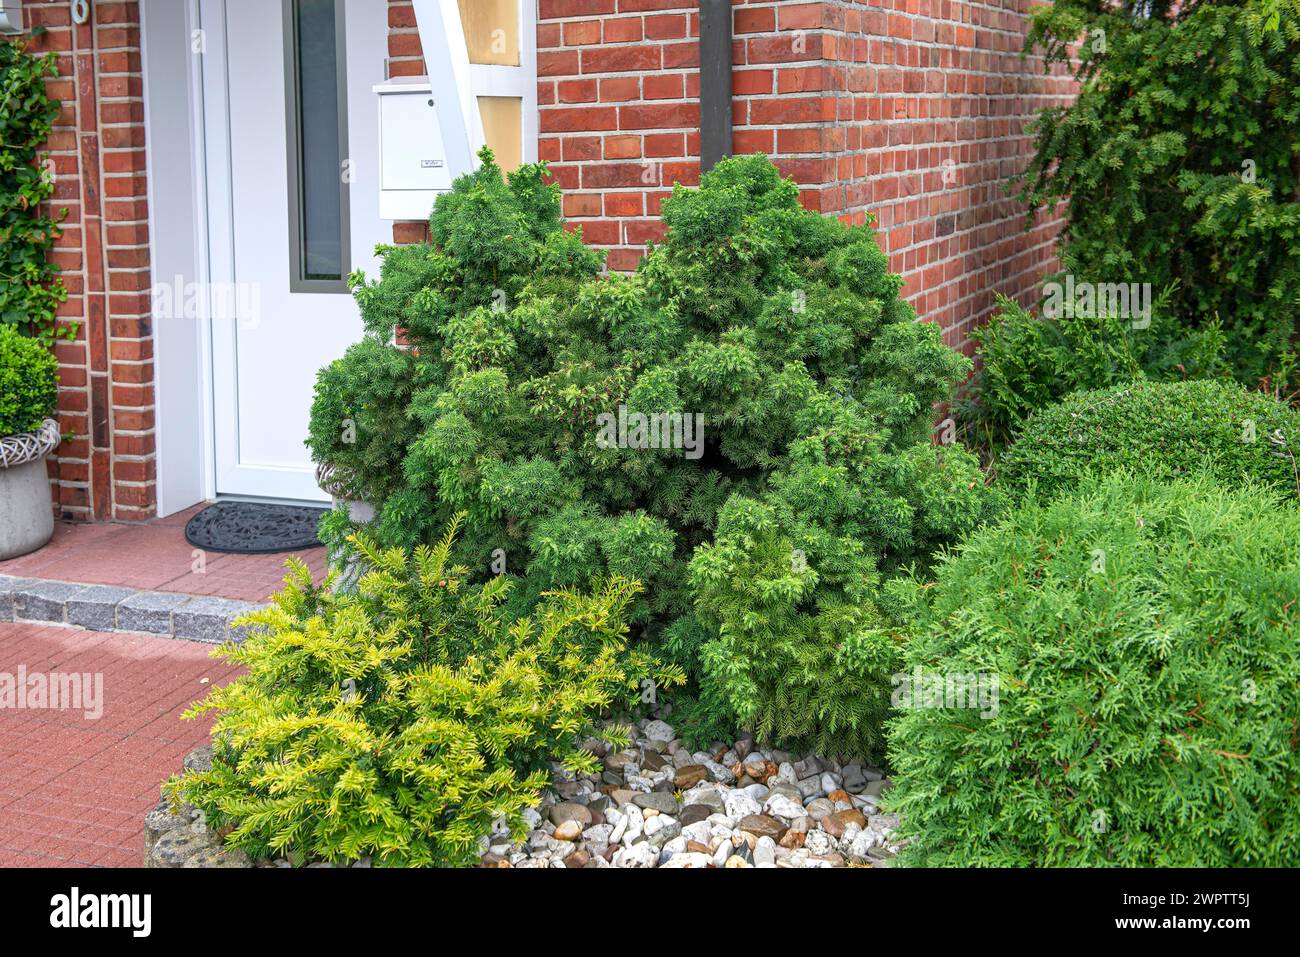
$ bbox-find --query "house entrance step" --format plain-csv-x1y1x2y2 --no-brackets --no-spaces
0,575,266,644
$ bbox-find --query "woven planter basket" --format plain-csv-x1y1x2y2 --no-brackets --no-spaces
0,418,60,470
314,460,376,594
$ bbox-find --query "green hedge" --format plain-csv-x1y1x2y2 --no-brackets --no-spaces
957,294,1226,456
887,472,1300,866
1,36,68,342
999,379,1300,500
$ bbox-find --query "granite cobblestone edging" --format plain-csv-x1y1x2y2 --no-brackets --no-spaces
0,574,266,644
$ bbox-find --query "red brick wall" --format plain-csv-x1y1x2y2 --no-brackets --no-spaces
538,0,705,272
817,0,1075,351
388,0,1072,345
18,0,155,522
534,0,1073,346
387,0,425,78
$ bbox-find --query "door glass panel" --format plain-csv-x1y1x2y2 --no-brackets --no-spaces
458,0,519,66
287,0,349,287
478,96,522,172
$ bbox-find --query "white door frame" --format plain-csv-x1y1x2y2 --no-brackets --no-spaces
198,0,323,503
142,0,216,516
203,0,388,505
197,0,248,500
143,0,538,515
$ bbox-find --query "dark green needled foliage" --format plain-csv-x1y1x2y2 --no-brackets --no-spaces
308,149,998,756
1018,0,1300,383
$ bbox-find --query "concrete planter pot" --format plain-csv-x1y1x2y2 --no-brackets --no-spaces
339,498,376,525
327,498,377,594
315,461,376,593
0,419,60,561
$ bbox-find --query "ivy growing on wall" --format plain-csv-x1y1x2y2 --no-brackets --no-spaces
0,33,68,344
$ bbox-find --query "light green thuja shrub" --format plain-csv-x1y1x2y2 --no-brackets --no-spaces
999,379,1300,501
307,150,1000,754
886,472,1300,866
166,518,683,867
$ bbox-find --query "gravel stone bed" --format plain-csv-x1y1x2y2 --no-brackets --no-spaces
481,717,902,869
147,719,903,869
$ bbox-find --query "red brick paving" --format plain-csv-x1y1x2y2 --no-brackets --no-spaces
0,504,328,604
0,622,242,867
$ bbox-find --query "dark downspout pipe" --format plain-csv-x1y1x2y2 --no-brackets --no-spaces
699,0,733,173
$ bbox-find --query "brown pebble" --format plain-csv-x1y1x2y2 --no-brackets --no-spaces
822,809,866,839
779,830,806,849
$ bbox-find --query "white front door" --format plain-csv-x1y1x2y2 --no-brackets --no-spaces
199,0,388,502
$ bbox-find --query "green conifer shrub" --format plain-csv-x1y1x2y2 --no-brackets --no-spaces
166,518,683,867
1019,0,1300,382
957,294,1226,457
306,150,997,755
0,322,58,436
305,154,605,512
999,379,1300,500
887,472,1300,866
683,431,996,758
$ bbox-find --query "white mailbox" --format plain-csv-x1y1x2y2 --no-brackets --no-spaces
374,79,454,221
0,0,24,35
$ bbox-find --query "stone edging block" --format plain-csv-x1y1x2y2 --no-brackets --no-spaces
0,574,266,644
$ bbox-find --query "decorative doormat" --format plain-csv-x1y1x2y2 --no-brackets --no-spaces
184,502,328,554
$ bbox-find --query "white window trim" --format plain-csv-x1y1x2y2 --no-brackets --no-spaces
410,0,537,176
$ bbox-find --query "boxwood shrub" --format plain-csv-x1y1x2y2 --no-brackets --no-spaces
886,472,1300,866
998,379,1300,500
0,323,58,437
308,150,999,756
956,294,1226,457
